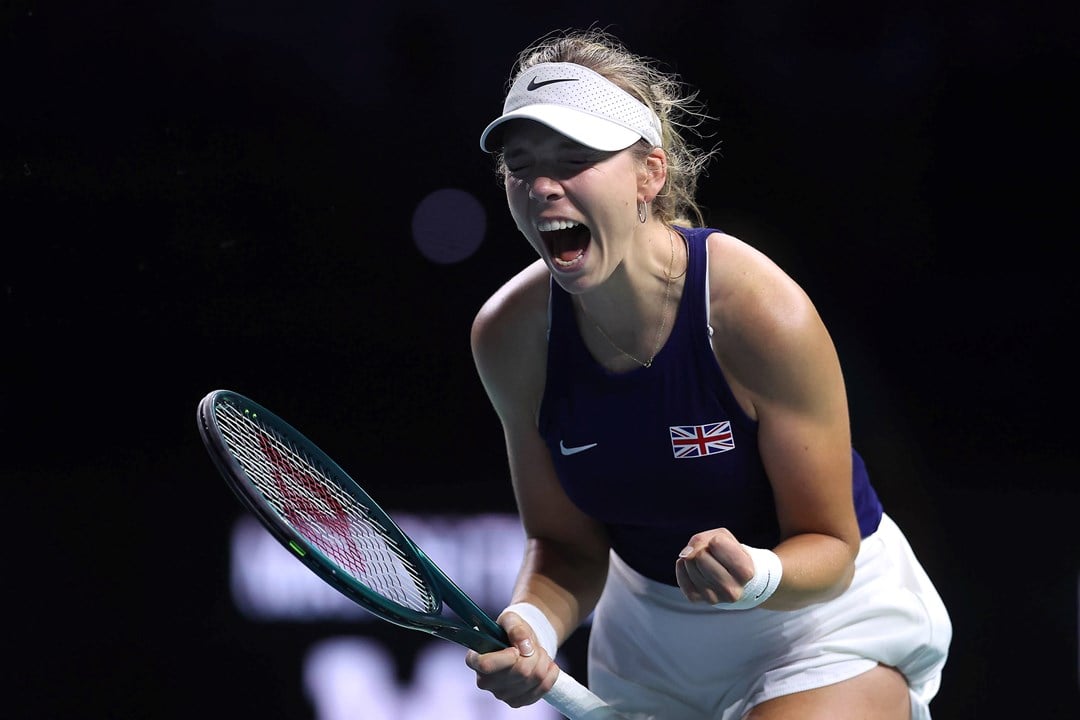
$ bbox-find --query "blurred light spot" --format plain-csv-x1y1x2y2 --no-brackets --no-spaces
412,188,486,264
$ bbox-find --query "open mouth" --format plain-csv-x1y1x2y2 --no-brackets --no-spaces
538,219,591,269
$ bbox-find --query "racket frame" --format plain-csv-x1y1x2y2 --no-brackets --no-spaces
197,389,509,653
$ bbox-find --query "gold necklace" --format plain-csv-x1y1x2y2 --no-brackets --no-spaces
583,228,677,369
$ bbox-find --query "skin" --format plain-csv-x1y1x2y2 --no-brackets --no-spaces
466,120,909,718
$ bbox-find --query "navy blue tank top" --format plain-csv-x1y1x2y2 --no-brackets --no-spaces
538,227,883,586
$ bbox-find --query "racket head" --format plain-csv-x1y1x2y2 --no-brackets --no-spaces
197,389,504,649
198,390,628,719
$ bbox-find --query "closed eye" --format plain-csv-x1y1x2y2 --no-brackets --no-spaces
503,148,613,181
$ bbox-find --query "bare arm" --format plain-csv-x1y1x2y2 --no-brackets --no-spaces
677,232,861,610
466,261,610,705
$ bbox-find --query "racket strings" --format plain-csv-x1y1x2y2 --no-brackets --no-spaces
215,403,438,614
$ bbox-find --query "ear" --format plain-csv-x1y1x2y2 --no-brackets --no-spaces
639,146,668,202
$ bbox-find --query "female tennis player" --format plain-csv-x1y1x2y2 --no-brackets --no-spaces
464,28,951,719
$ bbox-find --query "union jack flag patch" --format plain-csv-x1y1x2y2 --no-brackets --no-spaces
670,421,735,458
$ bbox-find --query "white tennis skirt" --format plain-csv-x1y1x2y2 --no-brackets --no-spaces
587,513,952,720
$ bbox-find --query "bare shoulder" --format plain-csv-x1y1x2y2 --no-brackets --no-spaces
704,231,837,405
471,259,551,419
472,259,549,356
705,232,818,335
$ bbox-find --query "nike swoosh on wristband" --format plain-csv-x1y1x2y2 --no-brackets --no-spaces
527,77,579,91
559,440,598,456
754,571,772,599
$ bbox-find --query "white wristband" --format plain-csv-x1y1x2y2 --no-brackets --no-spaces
713,545,783,610
502,601,559,658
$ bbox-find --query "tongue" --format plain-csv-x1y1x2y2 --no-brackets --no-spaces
550,227,589,262
556,245,582,263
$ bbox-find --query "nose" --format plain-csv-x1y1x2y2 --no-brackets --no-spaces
528,174,563,202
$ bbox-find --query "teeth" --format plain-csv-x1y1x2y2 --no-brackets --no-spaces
553,249,585,267
537,219,581,232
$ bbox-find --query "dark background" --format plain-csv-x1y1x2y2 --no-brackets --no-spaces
4,1,1077,718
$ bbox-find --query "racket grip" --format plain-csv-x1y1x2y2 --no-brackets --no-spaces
543,669,629,719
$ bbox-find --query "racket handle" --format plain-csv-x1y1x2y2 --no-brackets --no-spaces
544,669,629,719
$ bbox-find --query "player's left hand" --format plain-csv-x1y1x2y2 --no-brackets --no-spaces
675,527,756,604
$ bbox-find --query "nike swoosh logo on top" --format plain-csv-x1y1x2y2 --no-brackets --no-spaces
527,77,579,91
560,440,598,456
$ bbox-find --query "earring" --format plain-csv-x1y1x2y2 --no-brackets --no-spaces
637,199,648,224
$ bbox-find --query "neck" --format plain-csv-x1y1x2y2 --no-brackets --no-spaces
576,225,686,369
586,225,680,305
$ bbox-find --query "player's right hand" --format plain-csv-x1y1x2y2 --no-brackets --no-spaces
464,611,560,707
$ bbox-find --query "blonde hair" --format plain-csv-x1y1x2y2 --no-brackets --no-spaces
497,28,719,228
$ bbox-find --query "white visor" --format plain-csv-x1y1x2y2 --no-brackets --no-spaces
480,62,662,153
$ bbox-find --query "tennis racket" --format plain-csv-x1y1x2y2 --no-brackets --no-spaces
196,389,625,720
